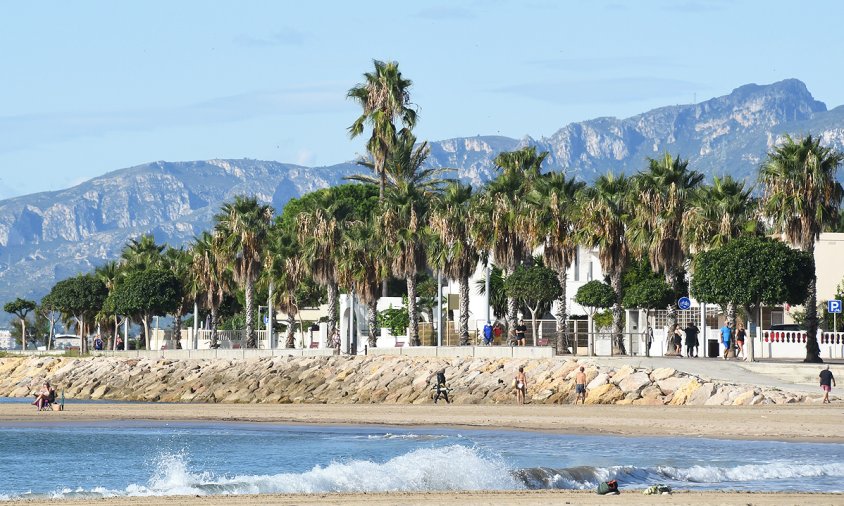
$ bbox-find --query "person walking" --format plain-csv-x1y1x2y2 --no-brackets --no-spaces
514,366,527,405
735,323,747,360
574,366,587,404
684,323,699,358
720,322,733,360
433,369,451,404
482,322,493,345
820,365,836,404
515,319,527,346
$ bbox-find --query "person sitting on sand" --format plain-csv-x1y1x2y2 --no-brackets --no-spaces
515,366,527,405
574,366,587,404
32,382,54,411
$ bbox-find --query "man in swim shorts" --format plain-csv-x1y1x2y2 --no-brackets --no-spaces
574,366,587,404
820,365,836,404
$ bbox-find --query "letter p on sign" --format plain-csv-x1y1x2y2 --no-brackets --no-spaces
829,300,842,314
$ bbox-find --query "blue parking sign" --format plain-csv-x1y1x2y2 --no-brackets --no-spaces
829,300,842,314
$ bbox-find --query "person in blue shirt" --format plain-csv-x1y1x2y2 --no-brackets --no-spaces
720,322,733,360
482,322,493,345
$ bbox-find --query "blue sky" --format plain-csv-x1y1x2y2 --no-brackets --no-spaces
1,0,842,199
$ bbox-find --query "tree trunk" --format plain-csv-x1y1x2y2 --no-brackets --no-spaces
407,276,420,346
458,275,470,346
79,316,87,355
47,318,55,351
804,274,822,363
529,306,539,346
20,318,26,351
368,298,378,348
141,315,150,351
173,307,183,349
610,269,626,355
113,315,119,351
210,303,219,348
327,282,339,338
245,277,256,348
744,304,757,362
554,267,569,355
285,313,296,348
664,266,680,338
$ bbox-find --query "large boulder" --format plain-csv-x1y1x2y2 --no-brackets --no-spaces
618,372,652,395
585,383,624,404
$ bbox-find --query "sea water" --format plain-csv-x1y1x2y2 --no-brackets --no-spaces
0,417,842,500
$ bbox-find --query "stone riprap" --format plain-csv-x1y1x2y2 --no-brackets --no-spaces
0,355,812,405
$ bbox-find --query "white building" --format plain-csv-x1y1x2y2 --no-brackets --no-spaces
0,329,15,350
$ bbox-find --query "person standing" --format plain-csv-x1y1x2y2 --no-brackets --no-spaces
433,369,451,404
645,325,654,357
515,366,527,405
735,323,747,360
720,322,733,360
482,322,493,346
331,328,341,355
672,324,684,356
574,366,587,404
820,365,836,404
684,323,699,358
515,319,527,346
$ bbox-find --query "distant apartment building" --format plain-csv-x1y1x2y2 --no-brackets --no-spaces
0,329,14,350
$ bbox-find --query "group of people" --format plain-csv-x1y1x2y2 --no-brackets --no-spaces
720,321,748,360
670,323,701,357
482,319,528,346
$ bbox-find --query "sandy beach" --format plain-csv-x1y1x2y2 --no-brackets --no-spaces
3,401,843,505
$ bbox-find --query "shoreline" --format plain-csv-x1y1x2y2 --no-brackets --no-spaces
2,402,842,443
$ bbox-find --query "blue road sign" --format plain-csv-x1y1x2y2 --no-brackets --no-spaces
678,297,692,310
829,300,842,314
263,315,270,325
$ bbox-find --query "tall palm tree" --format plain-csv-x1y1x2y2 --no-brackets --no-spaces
429,182,481,345
297,206,340,341
352,131,449,346
472,146,546,334
632,153,703,337
686,175,760,341
190,231,230,348
213,196,273,348
523,173,585,355
760,134,844,363
337,219,386,348
95,260,122,350
163,246,195,348
579,173,634,354
266,219,308,349
347,59,418,200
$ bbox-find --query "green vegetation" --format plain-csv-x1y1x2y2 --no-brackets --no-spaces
12,61,841,362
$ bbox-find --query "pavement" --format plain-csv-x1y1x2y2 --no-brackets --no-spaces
581,355,840,395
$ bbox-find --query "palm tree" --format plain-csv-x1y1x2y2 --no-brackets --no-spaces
760,134,844,363
337,219,386,348
95,260,122,350
353,131,449,346
429,182,481,345
347,59,418,200
120,234,165,270
190,232,230,348
631,153,703,339
472,146,546,334
163,246,195,348
579,173,633,354
297,206,341,342
686,175,760,343
266,219,308,349
523,173,585,354
214,196,273,348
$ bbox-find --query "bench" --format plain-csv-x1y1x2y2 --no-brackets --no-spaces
309,341,319,349
537,338,550,346
395,340,405,348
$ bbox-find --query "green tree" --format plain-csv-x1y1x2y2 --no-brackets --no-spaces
214,196,273,348
575,280,615,353
45,275,108,354
337,218,386,348
347,59,418,200
691,237,813,361
622,260,673,356
163,247,196,347
760,134,844,362
503,263,562,344
429,182,480,345
4,298,36,350
473,146,546,334
631,153,703,338
120,234,165,270
104,269,182,351
190,231,231,348
523,172,585,354
578,173,634,354
39,293,62,350
474,265,507,321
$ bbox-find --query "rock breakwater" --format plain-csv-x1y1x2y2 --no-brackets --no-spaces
0,355,810,405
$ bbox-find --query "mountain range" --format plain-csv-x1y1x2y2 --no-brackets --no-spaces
2,78,843,323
